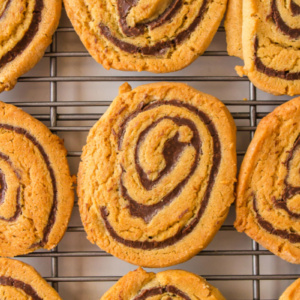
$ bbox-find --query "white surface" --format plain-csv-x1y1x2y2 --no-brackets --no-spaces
0,9,299,300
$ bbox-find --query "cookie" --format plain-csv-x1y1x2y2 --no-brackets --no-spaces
0,101,74,257
100,267,225,300
0,258,61,299
0,0,61,92
225,0,300,95
63,0,227,73
78,82,236,267
279,278,300,300
236,97,300,264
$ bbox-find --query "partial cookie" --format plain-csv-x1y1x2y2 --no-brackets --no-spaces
63,0,227,73
78,82,236,267
236,97,300,264
0,101,74,257
101,267,225,300
0,258,61,299
0,0,61,92
225,0,300,95
280,278,300,300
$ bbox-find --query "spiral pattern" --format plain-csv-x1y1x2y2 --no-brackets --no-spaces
0,102,73,257
100,268,226,300
0,124,57,247
236,97,300,264
0,0,60,92
78,83,236,267
0,258,61,299
63,0,227,72
100,100,220,250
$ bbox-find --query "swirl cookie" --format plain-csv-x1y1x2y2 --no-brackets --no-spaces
63,0,227,73
0,258,62,299
280,278,300,300
0,101,74,257
225,0,300,95
236,97,300,264
0,0,61,92
101,268,225,300
78,82,236,267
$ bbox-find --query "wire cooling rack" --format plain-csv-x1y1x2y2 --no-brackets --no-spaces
1,8,299,300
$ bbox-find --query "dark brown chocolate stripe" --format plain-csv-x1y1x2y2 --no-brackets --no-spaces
100,100,221,250
253,195,300,243
270,0,300,39
0,276,42,300
121,116,200,223
0,170,7,205
291,0,300,16
0,152,22,221
272,134,300,218
117,0,182,37
0,124,57,247
0,0,44,69
0,0,11,19
254,37,300,80
133,285,191,300
99,0,209,56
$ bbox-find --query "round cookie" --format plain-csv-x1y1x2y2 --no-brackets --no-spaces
280,278,300,300
0,0,61,92
0,101,74,257
236,97,300,264
78,82,236,267
0,258,61,299
101,268,225,300
63,0,227,73
226,0,300,95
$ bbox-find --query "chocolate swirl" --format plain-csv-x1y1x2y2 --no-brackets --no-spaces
99,0,210,56
100,100,221,250
270,0,300,39
291,0,300,16
0,0,44,68
252,135,300,244
133,285,191,300
0,276,42,300
254,37,300,80
0,124,57,248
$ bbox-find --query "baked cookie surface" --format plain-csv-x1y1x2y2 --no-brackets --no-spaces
0,101,74,257
0,258,61,299
100,268,225,300
236,97,300,264
63,0,227,73
225,0,300,95
78,82,236,267
279,278,300,300
0,0,61,92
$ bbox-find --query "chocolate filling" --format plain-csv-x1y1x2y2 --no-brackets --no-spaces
0,0,11,19
100,100,221,250
117,0,182,37
270,0,300,39
0,124,57,247
0,170,7,204
291,0,300,16
133,285,191,300
121,116,200,223
99,0,209,56
0,152,22,222
253,195,300,243
272,134,300,218
0,0,44,69
254,36,300,80
0,276,42,300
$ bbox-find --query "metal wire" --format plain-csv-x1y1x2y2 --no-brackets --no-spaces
11,19,298,300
